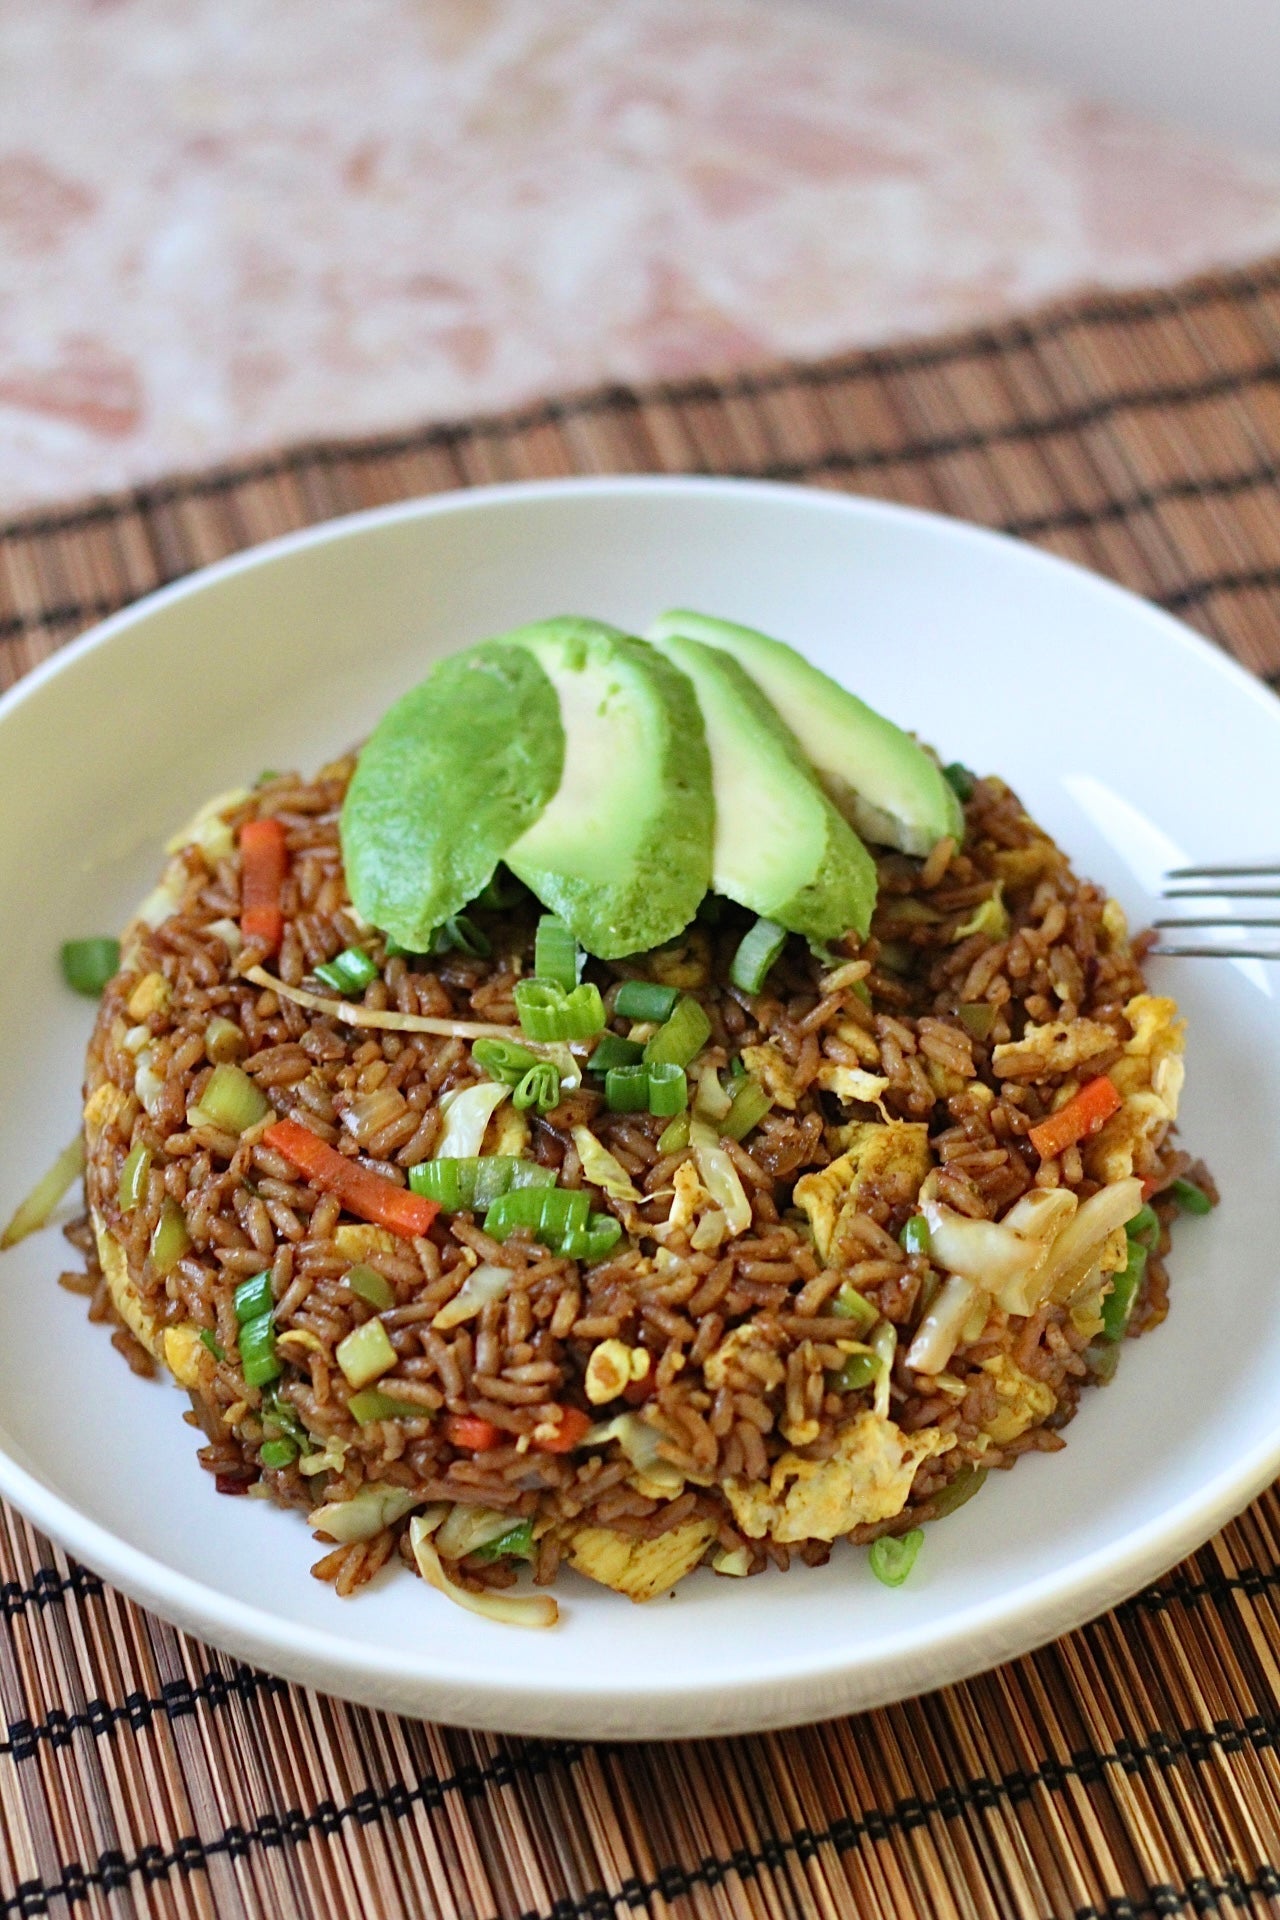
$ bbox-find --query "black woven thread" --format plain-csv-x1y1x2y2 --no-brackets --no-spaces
6,1715,1280,1918
0,1564,103,1620
1,1665,284,1762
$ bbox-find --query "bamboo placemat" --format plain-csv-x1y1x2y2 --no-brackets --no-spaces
4,257,1280,1920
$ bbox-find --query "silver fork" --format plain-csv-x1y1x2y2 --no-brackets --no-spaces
1153,864,1280,958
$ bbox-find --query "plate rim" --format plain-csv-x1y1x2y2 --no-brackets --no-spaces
1,471,1272,1737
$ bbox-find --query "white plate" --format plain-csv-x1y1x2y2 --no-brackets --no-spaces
0,477,1274,1740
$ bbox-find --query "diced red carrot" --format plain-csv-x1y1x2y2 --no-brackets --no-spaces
534,1406,593,1454
444,1414,501,1452
1027,1074,1122,1162
239,817,288,953
262,1118,439,1239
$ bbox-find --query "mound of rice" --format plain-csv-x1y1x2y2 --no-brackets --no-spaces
69,759,1206,1619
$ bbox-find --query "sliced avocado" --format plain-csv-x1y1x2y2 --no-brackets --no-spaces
503,618,714,958
648,631,876,943
647,610,963,857
341,641,563,950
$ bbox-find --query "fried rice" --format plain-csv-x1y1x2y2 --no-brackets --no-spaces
66,758,1208,1619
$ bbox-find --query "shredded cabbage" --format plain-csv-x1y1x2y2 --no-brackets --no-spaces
434,1082,509,1159
164,786,250,865
585,1412,684,1494
0,1134,85,1251
690,1123,752,1239
310,1483,423,1542
435,1503,523,1561
905,1274,981,1375
409,1515,558,1628
571,1127,642,1202
432,1262,512,1331
921,1180,1077,1317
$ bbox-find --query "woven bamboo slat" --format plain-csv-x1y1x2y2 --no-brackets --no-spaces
3,255,1280,1920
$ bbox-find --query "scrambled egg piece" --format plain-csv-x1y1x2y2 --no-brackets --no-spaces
740,1042,800,1110
793,1123,932,1262
814,1064,891,1113
980,1355,1056,1445
566,1519,714,1601
724,1411,954,1543
704,1323,785,1394
658,1159,730,1251
485,1104,530,1160
991,843,1058,891
91,1213,164,1360
992,1016,1117,1081
334,1223,400,1261
1084,994,1186,1184
162,1324,218,1393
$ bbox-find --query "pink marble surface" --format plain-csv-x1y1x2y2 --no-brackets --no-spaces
5,0,1280,513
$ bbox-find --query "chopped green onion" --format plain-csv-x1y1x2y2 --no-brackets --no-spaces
956,1002,996,1041
190,1062,269,1135
729,917,787,995
474,867,523,911
605,1065,651,1114
347,1387,428,1424
645,1061,688,1118
869,1528,924,1588
234,1269,274,1326
60,937,120,997
588,1032,645,1073
408,1156,555,1212
335,1317,397,1389
483,1184,612,1256
643,995,711,1070
929,1464,988,1518
831,1284,878,1330
259,1438,298,1470
836,1351,879,1391
198,1328,225,1361
942,762,977,803
1171,1177,1213,1216
238,1311,282,1388
117,1142,152,1213
205,1016,246,1064
614,980,680,1023
533,914,579,991
560,1212,624,1262
313,946,378,996
346,1264,395,1311
722,1078,771,1142
262,1388,308,1450
149,1198,191,1277
472,1518,535,1562
1100,1236,1146,1344
472,1036,539,1086
429,914,491,958
514,979,606,1043
1126,1204,1161,1251
898,1215,931,1258
513,1062,561,1113
657,1112,691,1155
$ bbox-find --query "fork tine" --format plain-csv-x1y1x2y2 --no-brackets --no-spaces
1150,944,1280,958
1159,885,1280,900
1152,916,1280,928
1165,863,1280,879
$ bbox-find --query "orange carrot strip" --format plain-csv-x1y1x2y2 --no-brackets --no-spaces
534,1406,593,1454
263,1118,439,1239
240,817,288,952
444,1414,501,1452
1027,1074,1122,1162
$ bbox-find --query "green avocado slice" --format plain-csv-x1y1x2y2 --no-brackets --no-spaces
340,641,563,951
647,610,963,856
502,618,714,958
648,631,877,943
